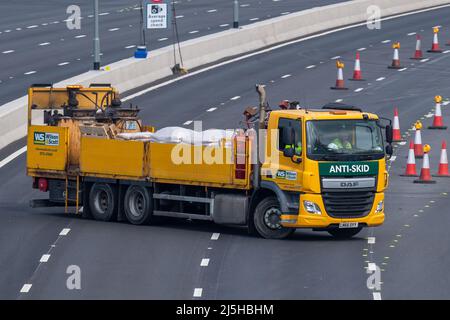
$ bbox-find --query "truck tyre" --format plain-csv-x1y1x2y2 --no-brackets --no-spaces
253,197,295,239
124,185,153,225
89,183,117,221
328,227,362,239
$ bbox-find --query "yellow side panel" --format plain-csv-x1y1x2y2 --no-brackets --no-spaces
80,137,145,177
149,143,235,184
27,125,68,171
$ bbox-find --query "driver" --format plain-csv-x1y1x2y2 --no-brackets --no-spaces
328,126,353,150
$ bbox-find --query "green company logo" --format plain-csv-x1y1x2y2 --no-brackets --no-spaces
34,132,59,146
319,162,378,176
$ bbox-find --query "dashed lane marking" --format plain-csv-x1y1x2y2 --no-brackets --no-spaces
20,284,32,293
421,58,430,62
211,233,220,240
354,88,364,92
398,68,408,72
306,65,316,69
382,40,391,43
376,77,386,81
230,96,240,101
40,254,51,263
281,74,291,79
24,71,36,75
58,62,70,66
2,50,14,54
193,288,203,297
368,237,376,244
200,259,210,267
39,42,50,46
373,292,382,300
206,107,217,112
183,120,193,125
59,228,70,236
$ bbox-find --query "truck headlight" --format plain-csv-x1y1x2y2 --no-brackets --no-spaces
303,201,322,215
375,201,384,213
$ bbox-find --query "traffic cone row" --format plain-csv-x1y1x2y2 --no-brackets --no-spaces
331,27,449,89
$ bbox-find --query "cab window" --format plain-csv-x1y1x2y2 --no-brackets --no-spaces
278,118,302,154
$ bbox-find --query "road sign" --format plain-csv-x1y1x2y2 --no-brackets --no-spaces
145,0,170,29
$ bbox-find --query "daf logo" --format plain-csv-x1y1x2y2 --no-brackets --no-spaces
341,181,359,188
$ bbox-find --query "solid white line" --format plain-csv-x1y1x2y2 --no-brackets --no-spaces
206,107,217,112
39,42,50,46
24,71,36,75
183,120,193,125
368,237,376,244
59,228,70,236
373,292,382,300
122,4,450,102
200,258,210,267
211,233,220,240
40,254,51,263
281,74,291,79
376,77,385,81
230,96,241,101
20,284,32,293
193,288,203,297
0,147,27,169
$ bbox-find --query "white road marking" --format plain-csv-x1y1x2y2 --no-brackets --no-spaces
281,12,291,15
373,292,382,300
443,101,450,106
200,258,210,267
249,18,260,21
443,50,450,54
420,58,430,62
211,233,220,240
193,288,203,297
241,4,250,7
357,47,366,51
108,28,120,32
189,30,199,34
176,15,184,19
390,156,397,162
407,32,417,36
335,99,343,103
219,24,229,27
58,62,70,66
75,34,86,38
20,284,32,293
398,68,408,72
39,42,50,46
376,77,386,81
122,4,450,102
2,50,14,54
207,9,217,13
368,263,377,271
382,40,391,43
331,55,341,60
4,30,11,33
230,96,241,101
368,237,376,244
158,38,168,41
281,74,291,79
399,141,407,145
125,45,136,49
206,107,217,112
59,228,70,236
27,25,38,29
183,120,193,125
306,65,316,69
40,254,51,263
354,88,364,92
99,12,110,16
0,146,27,169
24,71,36,75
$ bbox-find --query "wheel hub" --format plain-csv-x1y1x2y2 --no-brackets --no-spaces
264,207,282,230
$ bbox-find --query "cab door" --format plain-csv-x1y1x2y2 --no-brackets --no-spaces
262,116,304,191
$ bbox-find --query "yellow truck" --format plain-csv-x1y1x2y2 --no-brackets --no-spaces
27,84,393,239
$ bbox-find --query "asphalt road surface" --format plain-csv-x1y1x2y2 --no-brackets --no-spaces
1,3,450,299
0,0,346,105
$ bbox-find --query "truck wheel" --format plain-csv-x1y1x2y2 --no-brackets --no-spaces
328,227,362,239
89,183,116,221
124,185,153,225
253,197,295,239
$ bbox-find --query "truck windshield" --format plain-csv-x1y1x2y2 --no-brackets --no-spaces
306,119,385,161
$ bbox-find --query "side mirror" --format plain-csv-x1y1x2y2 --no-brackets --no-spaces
386,144,393,157
385,125,393,144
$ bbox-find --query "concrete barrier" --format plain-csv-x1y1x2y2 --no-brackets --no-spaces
1,0,449,149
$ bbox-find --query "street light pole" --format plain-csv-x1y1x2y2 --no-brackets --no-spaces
93,0,101,70
233,0,239,29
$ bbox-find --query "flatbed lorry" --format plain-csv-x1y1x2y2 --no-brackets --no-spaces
27,84,393,239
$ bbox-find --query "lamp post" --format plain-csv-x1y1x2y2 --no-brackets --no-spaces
93,0,101,70
233,0,239,29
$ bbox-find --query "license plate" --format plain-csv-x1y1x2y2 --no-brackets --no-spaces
339,222,359,229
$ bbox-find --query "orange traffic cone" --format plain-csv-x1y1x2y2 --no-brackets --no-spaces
331,60,348,90
428,27,443,53
435,140,450,177
401,140,419,177
414,145,436,184
388,42,403,69
428,95,447,130
349,52,365,81
414,121,424,158
392,107,404,142
411,34,424,60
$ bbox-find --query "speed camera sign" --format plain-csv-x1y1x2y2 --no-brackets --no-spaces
146,1,169,29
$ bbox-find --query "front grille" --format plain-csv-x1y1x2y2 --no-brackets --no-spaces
322,191,375,218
